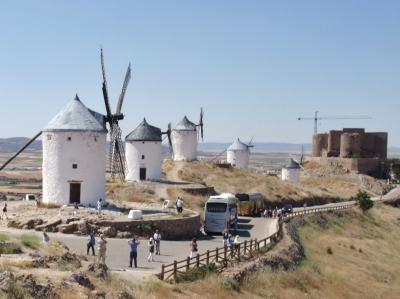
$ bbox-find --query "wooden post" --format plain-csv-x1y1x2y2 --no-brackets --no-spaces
173,260,177,280
186,257,190,271
250,239,253,253
216,247,219,263
224,245,227,261
196,254,200,267
237,243,241,261
255,238,258,251
244,240,247,255
160,264,165,280
264,238,267,248
206,250,210,266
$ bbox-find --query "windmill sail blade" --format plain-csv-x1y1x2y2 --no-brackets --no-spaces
116,63,131,115
100,48,112,118
0,131,42,171
199,107,204,141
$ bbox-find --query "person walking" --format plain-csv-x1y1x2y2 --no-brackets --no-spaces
222,229,229,246
153,229,161,255
1,203,8,220
147,237,155,262
128,238,140,268
97,235,107,264
97,198,103,216
176,197,184,213
42,232,50,244
233,235,241,256
190,238,198,258
87,232,96,256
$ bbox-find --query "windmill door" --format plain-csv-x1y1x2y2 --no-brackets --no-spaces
140,168,146,180
69,183,81,204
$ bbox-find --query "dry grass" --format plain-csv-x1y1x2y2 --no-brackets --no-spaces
240,204,400,299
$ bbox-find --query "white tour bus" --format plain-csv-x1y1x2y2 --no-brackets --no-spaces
204,193,238,234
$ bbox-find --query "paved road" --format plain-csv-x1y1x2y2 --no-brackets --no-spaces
0,216,278,274
2,187,397,275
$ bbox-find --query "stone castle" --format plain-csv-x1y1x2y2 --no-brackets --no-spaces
312,128,388,178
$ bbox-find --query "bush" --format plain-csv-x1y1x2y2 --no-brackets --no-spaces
219,276,240,291
355,190,374,212
0,242,23,254
326,247,333,255
20,234,40,249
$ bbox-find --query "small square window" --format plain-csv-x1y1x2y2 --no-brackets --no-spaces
47,135,52,140
72,163,78,169
141,155,145,160
94,137,98,142
67,137,72,141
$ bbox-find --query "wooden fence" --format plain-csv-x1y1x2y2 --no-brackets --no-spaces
158,203,355,281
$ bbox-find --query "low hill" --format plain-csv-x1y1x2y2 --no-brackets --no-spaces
0,137,41,153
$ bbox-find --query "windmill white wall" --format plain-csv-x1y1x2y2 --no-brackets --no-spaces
42,95,107,207
171,116,198,161
43,132,107,206
125,141,162,181
281,159,301,182
227,139,250,169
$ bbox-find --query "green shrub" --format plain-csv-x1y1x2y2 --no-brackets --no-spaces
0,242,23,254
219,276,240,291
355,190,374,212
0,233,9,242
20,234,40,249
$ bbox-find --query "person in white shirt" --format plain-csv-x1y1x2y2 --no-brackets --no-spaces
176,197,184,213
153,229,162,255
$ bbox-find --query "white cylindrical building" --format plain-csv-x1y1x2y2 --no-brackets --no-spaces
171,116,198,161
125,118,162,181
42,95,107,207
281,159,301,182
227,138,250,168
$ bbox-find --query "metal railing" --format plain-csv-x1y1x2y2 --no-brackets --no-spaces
158,203,355,281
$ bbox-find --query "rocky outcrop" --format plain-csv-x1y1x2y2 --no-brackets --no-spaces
34,218,62,232
71,272,94,290
87,263,108,280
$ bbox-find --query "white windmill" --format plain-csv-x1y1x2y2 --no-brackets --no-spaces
227,138,253,169
125,118,162,181
170,108,204,161
41,95,108,206
281,158,301,182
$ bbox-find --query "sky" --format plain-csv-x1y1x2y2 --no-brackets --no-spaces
0,1,399,146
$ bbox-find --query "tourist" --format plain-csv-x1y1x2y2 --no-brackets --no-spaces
128,238,140,268
147,237,155,262
97,235,107,264
87,232,96,256
153,229,162,255
42,232,50,244
190,237,198,258
222,229,229,246
1,203,7,220
97,198,102,216
176,197,184,213
233,235,241,255
73,202,79,216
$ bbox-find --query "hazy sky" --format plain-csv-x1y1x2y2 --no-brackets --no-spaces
0,1,399,146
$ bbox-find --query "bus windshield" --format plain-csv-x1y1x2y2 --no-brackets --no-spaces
206,202,227,213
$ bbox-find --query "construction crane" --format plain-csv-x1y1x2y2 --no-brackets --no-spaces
298,111,372,134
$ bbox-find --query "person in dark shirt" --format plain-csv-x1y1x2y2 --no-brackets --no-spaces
128,238,140,268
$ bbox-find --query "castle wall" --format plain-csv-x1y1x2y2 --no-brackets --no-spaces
327,130,341,157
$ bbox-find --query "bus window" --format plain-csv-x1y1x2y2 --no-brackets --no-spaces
206,202,227,213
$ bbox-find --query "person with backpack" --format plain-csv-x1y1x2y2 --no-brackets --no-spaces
147,237,155,262
87,232,96,256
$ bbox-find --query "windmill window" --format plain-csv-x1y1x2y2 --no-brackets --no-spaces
94,137,98,142
67,137,72,141
142,155,145,160
72,163,78,169
47,135,51,140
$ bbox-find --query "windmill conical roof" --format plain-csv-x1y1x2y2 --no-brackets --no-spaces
125,118,162,141
174,116,197,131
43,95,107,133
228,138,249,151
284,158,300,169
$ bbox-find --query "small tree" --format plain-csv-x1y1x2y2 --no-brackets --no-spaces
355,190,373,212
